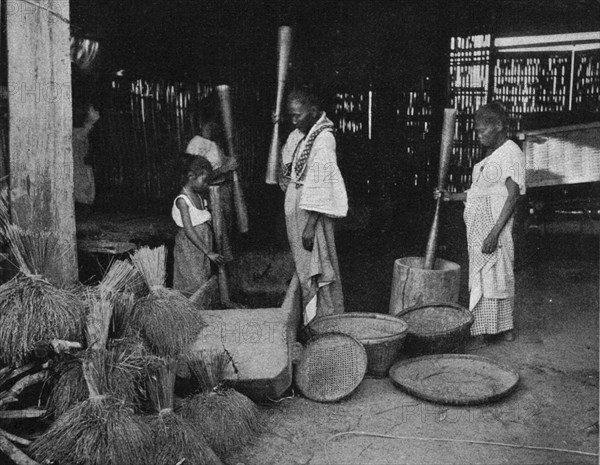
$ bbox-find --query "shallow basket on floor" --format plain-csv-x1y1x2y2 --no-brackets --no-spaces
294,332,367,402
305,313,408,377
393,302,474,355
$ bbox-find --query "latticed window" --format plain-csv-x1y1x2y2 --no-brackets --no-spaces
448,32,600,192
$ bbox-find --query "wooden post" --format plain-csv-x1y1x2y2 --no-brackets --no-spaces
6,0,77,285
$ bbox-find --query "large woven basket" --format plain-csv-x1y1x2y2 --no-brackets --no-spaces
394,302,473,355
306,313,408,377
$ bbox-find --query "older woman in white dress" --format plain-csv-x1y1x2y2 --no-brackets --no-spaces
435,102,525,342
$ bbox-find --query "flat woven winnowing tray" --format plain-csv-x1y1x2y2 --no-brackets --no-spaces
294,332,367,403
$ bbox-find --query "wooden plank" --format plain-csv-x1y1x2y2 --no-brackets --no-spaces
6,0,77,285
77,239,136,255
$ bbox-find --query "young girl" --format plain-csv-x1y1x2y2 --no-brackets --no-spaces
172,156,225,297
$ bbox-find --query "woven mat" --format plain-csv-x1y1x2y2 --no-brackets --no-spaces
295,333,367,403
389,354,519,405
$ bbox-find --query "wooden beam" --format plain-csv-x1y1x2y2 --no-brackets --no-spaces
6,0,77,285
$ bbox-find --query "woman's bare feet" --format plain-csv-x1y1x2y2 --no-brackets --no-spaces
501,330,515,342
469,334,487,350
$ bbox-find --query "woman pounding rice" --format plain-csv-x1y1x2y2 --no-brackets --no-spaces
434,102,525,342
279,87,348,326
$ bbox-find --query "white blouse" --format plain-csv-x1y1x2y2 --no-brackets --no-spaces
468,139,526,198
171,194,211,227
185,136,224,169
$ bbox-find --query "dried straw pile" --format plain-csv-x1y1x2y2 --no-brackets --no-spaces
0,225,85,365
30,297,151,465
31,354,151,465
97,258,142,299
46,261,146,416
131,246,206,357
111,290,137,338
47,342,145,417
145,356,223,465
182,350,260,456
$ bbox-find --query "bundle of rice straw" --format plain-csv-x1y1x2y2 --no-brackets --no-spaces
30,352,151,465
46,282,146,416
32,294,150,464
98,258,141,299
111,291,137,338
0,225,85,365
46,341,145,417
130,246,206,357
145,356,223,465
98,258,141,338
182,350,260,456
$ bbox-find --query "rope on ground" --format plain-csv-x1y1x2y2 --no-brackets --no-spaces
266,388,296,403
326,431,598,458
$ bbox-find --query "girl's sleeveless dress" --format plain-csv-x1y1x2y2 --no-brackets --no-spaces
171,193,213,297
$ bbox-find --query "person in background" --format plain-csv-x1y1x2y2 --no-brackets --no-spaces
185,93,238,262
72,104,100,219
434,102,525,343
279,87,348,325
185,93,238,183
172,155,225,297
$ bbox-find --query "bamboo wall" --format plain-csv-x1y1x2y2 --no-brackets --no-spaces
92,80,437,212
448,35,491,192
447,35,600,193
91,42,599,212
493,54,571,131
398,79,435,190
92,79,266,212
329,82,436,200
574,52,600,112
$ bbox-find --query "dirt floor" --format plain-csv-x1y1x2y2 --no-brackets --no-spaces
75,200,599,465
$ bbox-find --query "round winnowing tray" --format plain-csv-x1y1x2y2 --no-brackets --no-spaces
295,333,367,403
389,354,519,406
